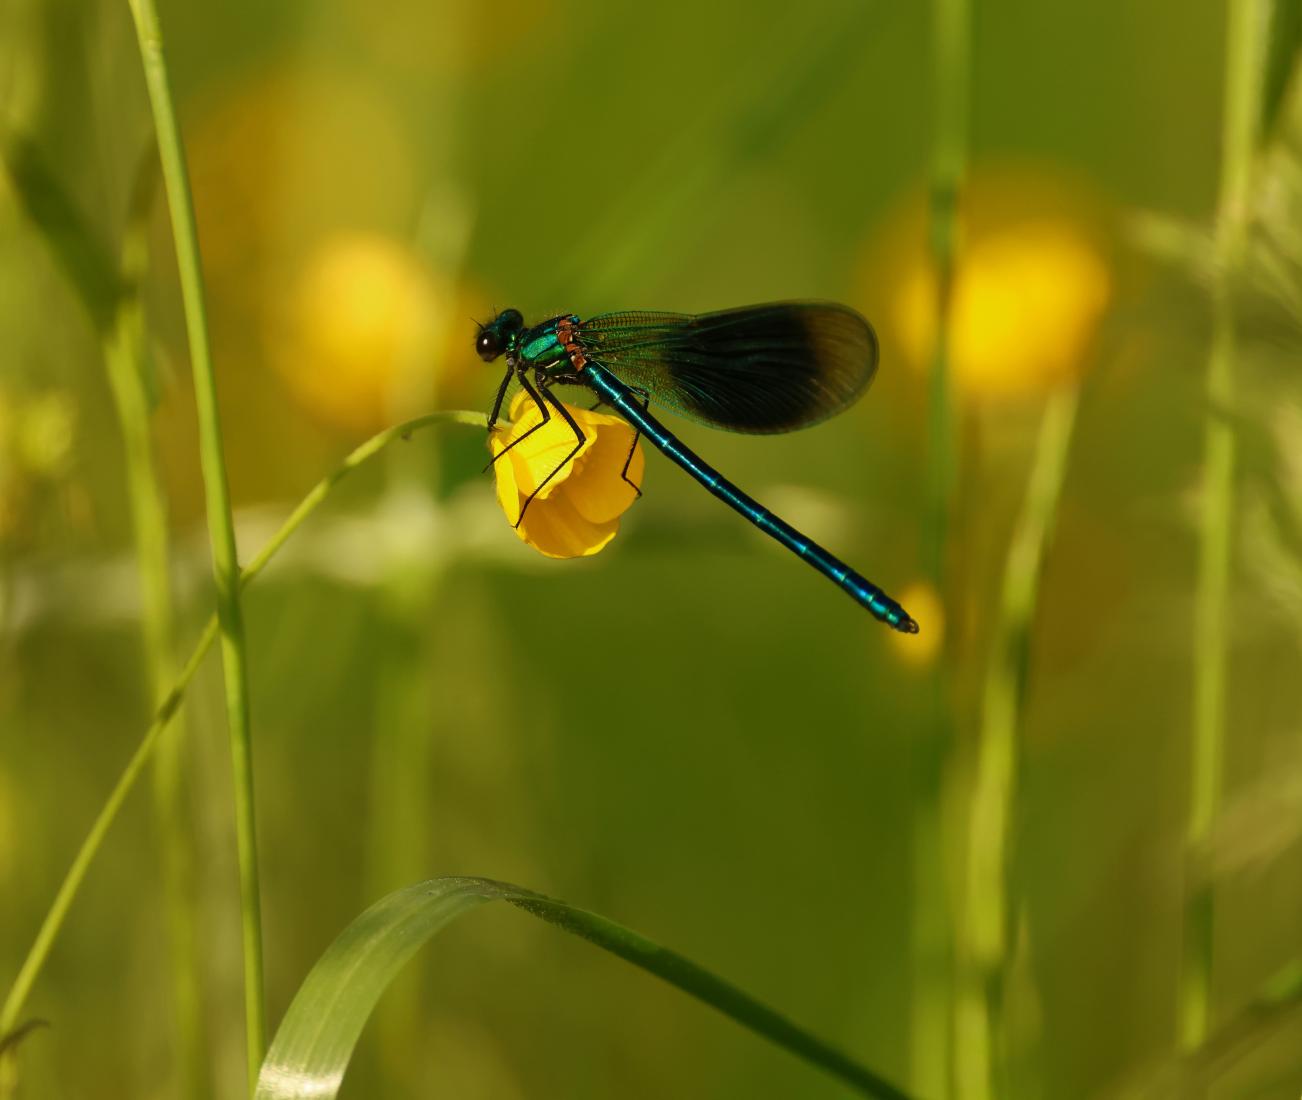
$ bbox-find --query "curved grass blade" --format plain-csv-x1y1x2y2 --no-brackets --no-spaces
1261,0,1301,138
255,877,913,1100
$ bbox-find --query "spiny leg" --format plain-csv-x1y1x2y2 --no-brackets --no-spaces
618,387,649,495
581,385,642,493
512,376,587,527
483,371,551,472
486,366,513,432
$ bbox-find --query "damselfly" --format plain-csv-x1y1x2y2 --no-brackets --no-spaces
477,302,918,633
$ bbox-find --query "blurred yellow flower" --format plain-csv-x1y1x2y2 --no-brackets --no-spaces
15,391,75,476
267,232,461,432
897,222,1110,398
889,580,944,666
489,391,644,559
863,166,1114,402
190,68,416,298
0,386,77,540
189,70,483,444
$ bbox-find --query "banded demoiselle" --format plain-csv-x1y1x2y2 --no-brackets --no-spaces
476,302,918,634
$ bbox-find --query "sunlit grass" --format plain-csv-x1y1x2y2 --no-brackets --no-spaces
1182,0,1272,1060
911,0,970,1092
125,0,265,1084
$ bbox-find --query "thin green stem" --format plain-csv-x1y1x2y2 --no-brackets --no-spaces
914,0,969,1096
924,0,969,581
0,411,485,1056
1181,0,1269,1057
954,388,1079,1100
124,0,262,1086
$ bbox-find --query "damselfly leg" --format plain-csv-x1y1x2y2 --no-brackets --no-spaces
509,375,586,527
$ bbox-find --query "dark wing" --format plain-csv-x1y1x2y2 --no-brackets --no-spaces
574,301,878,434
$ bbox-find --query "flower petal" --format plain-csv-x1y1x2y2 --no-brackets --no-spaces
489,392,645,558
569,421,645,525
489,430,522,522
506,389,537,423
516,489,619,558
495,393,597,498
508,420,595,498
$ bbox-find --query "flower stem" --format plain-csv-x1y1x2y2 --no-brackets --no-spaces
123,0,263,1087
955,387,1079,1100
1182,0,1269,1057
0,411,486,1049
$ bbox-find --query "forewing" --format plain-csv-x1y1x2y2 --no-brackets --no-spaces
575,302,878,434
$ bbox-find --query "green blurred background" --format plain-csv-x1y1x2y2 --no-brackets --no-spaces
4,0,1302,1097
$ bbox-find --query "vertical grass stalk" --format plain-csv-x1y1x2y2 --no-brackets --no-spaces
924,0,969,580
124,0,264,1090
1181,0,1269,1057
914,0,970,1096
955,388,1079,1100
102,159,206,1097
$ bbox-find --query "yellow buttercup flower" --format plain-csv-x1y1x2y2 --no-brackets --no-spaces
0,385,77,540
862,166,1114,402
489,390,644,559
268,232,448,432
189,69,484,439
896,221,1111,398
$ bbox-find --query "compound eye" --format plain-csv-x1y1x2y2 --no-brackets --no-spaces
476,329,503,362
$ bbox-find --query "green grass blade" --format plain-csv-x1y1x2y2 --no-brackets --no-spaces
1182,0,1271,1057
914,0,970,1093
255,877,914,1100
127,0,266,1083
0,1021,49,1060
1261,0,1301,137
0,131,122,333
955,387,1079,1100
547,7,877,304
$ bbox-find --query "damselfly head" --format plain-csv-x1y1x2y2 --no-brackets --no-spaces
476,308,525,363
